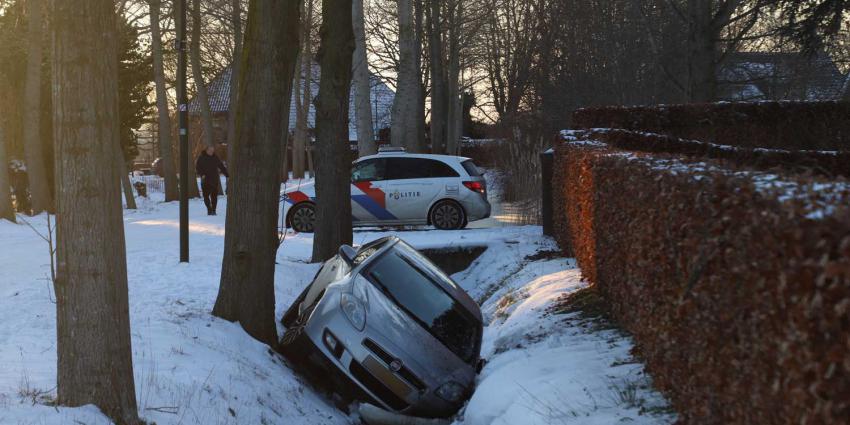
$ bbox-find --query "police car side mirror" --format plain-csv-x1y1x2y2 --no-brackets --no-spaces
339,245,357,266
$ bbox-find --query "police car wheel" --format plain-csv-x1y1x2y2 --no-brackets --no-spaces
290,203,316,233
431,200,465,230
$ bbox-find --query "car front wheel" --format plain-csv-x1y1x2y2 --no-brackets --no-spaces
279,298,318,359
289,203,316,233
430,200,466,230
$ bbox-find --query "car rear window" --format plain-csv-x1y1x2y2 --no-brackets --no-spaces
461,160,482,177
365,249,481,364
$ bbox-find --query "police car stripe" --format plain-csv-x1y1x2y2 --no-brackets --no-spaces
353,182,386,208
352,195,397,220
285,191,310,204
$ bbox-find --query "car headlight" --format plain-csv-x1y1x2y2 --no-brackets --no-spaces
436,381,466,403
340,275,369,331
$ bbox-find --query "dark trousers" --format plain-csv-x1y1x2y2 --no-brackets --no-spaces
201,177,219,212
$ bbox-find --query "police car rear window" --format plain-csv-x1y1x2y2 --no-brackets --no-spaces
461,160,482,177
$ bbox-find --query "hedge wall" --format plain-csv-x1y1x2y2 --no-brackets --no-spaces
553,139,850,424
571,101,850,151
566,128,850,178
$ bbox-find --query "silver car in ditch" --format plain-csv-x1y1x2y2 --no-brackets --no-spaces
280,236,483,418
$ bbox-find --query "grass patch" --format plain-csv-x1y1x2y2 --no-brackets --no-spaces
549,285,615,328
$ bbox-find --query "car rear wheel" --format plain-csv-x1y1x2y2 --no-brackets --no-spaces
289,203,316,233
430,200,466,230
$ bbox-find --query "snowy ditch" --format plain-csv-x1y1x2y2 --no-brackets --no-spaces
0,196,675,424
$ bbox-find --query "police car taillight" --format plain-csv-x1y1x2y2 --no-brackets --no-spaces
463,181,486,195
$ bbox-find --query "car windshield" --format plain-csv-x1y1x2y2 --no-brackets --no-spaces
365,248,481,364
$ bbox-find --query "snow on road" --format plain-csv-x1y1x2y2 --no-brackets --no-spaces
0,191,673,424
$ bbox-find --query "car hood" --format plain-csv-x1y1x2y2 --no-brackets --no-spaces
362,281,479,387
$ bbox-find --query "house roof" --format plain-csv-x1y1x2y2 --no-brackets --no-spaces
718,51,847,101
190,64,395,141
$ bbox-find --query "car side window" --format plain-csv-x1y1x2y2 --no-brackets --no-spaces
386,158,458,180
352,159,386,182
429,160,459,178
386,158,428,180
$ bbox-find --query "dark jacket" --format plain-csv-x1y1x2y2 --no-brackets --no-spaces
196,152,229,182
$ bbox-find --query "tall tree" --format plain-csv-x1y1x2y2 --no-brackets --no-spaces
312,0,355,262
118,150,137,210
445,0,462,155
51,0,140,422
353,0,375,156
149,0,180,201
391,0,420,151
0,93,13,222
292,0,314,179
427,0,447,153
414,0,427,151
226,0,243,167
117,17,153,210
23,0,52,213
117,17,153,165
776,0,850,51
664,0,766,102
213,0,300,345
191,0,215,149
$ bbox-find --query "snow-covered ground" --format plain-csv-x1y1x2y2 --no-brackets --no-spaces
0,184,673,424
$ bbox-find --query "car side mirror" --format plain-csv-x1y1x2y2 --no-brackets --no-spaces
339,245,357,266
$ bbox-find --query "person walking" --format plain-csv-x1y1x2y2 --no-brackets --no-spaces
195,146,229,215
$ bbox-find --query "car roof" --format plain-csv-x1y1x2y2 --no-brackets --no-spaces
358,152,472,164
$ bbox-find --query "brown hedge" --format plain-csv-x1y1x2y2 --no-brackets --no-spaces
553,141,850,424
571,101,850,151
583,129,850,178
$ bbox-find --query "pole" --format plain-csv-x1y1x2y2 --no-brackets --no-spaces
177,0,189,263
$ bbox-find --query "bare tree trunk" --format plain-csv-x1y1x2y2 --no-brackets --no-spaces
149,0,180,201
391,0,420,152
306,144,314,176
191,0,224,196
52,1,140,422
428,0,447,154
226,0,243,168
191,0,215,149
414,0,427,152
686,0,718,102
280,65,294,182
214,0,300,346
280,139,290,182
312,0,354,263
118,152,137,210
292,0,313,179
0,118,14,222
23,0,52,214
291,52,305,178
352,0,375,156
445,0,461,156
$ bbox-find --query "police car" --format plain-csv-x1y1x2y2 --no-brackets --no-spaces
281,147,491,232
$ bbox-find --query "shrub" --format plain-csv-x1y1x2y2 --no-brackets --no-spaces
552,138,850,424
574,128,850,178
571,101,850,151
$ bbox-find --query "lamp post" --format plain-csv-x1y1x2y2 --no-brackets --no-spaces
176,0,189,263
